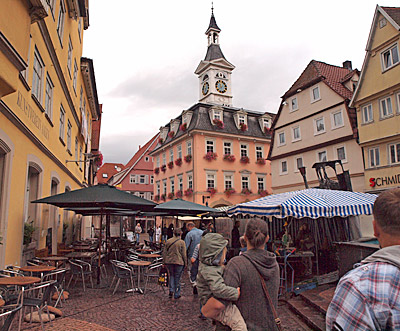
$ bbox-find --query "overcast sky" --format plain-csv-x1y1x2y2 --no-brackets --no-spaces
83,0,399,164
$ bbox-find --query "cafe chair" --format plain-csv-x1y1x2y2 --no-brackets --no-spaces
21,281,55,331
0,302,23,331
67,260,93,292
42,269,66,308
143,262,163,294
91,253,107,278
110,260,135,295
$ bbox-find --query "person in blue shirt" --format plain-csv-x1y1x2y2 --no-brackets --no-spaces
184,222,204,263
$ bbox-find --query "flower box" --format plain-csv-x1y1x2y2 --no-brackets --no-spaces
240,156,250,164
154,167,160,174
212,118,224,129
154,195,160,202
223,154,235,162
258,189,268,197
184,155,192,163
256,158,266,165
207,187,217,196
168,161,174,169
180,123,187,131
204,152,217,161
94,152,103,167
168,131,175,138
184,188,193,197
241,188,252,195
264,126,272,135
161,194,166,201
175,158,182,166
239,123,247,131
168,192,174,200
158,137,164,144
224,188,236,197
176,190,183,198
161,165,166,173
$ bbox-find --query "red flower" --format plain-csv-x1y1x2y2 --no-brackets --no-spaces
184,155,192,163
180,123,187,131
223,154,235,162
154,195,160,202
256,158,266,165
224,188,236,197
154,167,160,174
204,152,217,161
161,194,166,201
176,190,183,198
94,152,103,167
168,192,175,200
184,188,193,197
168,161,174,169
168,131,175,138
258,189,268,197
239,123,247,131
212,118,224,129
240,156,250,164
241,188,252,195
161,165,166,173
175,158,182,166
207,187,217,196
264,126,272,135
158,137,164,144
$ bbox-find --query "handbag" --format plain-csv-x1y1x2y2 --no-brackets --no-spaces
242,254,283,331
158,265,169,287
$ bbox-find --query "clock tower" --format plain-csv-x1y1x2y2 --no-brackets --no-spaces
195,7,235,107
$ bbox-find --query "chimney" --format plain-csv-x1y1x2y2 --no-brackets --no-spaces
343,60,352,70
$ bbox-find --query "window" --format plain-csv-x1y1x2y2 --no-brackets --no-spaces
170,177,175,193
156,156,160,168
102,173,108,178
67,120,72,151
295,157,303,171
139,175,146,184
318,151,327,162
336,146,346,162
214,110,221,120
187,173,193,189
145,156,149,162
257,176,265,190
332,110,344,128
44,74,53,118
59,105,65,141
73,60,78,92
156,181,160,195
315,117,325,134
311,86,320,102
256,145,263,159
177,145,182,159
362,104,373,123
292,126,301,141
238,115,245,124
278,132,286,146
162,179,167,194
67,38,73,75
150,175,154,184
187,140,192,155
78,18,82,42
263,118,270,128
32,48,44,101
178,175,183,191
224,142,232,155
380,96,393,118
224,174,233,190
79,146,82,170
130,175,136,184
280,160,288,175
162,153,166,165
381,44,399,70
169,149,174,162
291,97,298,111
75,137,78,161
240,144,248,157
389,143,400,164
57,0,66,42
206,139,215,153
241,175,249,189
207,173,215,189
369,147,380,167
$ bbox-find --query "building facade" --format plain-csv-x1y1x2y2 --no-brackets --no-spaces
0,0,101,266
150,11,274,208
351,6,400,194
268,60,364,193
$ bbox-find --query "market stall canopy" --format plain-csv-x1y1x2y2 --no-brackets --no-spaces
32,184,156,212
228,188,377,219
154,198,218,216
65,207,140,216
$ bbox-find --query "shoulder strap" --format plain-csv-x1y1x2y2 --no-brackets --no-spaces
242,254,283,331
166,238,180,252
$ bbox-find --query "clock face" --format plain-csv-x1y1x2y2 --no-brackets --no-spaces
202,82,209,95
215,80,227,93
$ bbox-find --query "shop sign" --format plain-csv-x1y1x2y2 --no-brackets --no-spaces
369,174,400,187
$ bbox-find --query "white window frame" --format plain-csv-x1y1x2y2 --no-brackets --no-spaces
362,104,373,124
278,132,286,146
156,181,160,195
73,59,78,92
379,96,393,119
213,110,222,121
178,175,183,191
238,114,246,125
290,97,298,111
257,176,266,190
223,141,232,155
186,140,192,155
381,43,399,71
240,144,248,157
139,175,146,184
170,177,175,193
205,139,215,153
59,105,65,141
177,145,182,159
187,172,193,189
317,150,328,162
162,153,166,165
292,126,301,142
335,145,347,163
169,149,174,163
241,175,250,190
368,147,380,168
162,179,167,194
263,118,270,128
32,48,44,102
156,156,160,168
331,110,344,129
57,0,66,43
206,172,216,189
294,156,303,172
67,120,72,151
314,117,326,135
397,92,400,114
44,73,54,119
224,173,234,190
255,145,264,159
130,175,136,184
388,142,400,164
280,160,288,175
311,85,321,103
67,37,73,75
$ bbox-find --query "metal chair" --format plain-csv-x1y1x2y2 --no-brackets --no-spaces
143,262,164,294
110,260,135,295
67,259,93,291
42,268,67,308
0,303,23,331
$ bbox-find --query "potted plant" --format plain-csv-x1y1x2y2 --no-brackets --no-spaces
239,123,247,131
184,188,193,197
258,189,268,197
94,152,103,168
240,156,250,164
154,195,160,202
168,192,175,200
168,131,175,138
223,154,235,162
158,137,164,144
241,188,252,195
256,158,266,165
204,152,217,161
167,161,174,169
212,118,224,129
161,194,166,201
184,155,192,163
161,165,167,173
224,188,236,197
23,221,36,246
154,167,160,174
176,190,183,198
175,158,182,166
207,187,217,196
180,123,187,131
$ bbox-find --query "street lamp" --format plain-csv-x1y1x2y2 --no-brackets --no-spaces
298,166,309,189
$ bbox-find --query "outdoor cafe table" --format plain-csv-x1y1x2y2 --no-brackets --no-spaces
136,248,154,253
138,253,161,259
127,260,151,294
40,256,68,268
0,276,41,287
66,251,96,260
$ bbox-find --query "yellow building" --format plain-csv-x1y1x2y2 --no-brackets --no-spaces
0,0,101,267
351,6,400,194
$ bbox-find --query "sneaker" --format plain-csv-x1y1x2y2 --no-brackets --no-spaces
174,295,181,299
169,292,173,298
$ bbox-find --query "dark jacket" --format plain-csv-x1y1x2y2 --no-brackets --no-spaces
231,226,240,248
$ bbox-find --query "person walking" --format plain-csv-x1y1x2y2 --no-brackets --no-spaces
201,218,280,330
184,222,204,264
148,226,154,243
135,223,142,244
155,225,161,243
167,223,174,239
231,221,241,258
163,228,187,299
326,188,400,330
162,225,168,243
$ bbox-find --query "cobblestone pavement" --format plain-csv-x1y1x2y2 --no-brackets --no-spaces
18,267,312,331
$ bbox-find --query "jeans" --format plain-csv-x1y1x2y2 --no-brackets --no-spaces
149,235,154,243
166,264,184,299
190,259,199,283
135,233,140,243
162,235,168,242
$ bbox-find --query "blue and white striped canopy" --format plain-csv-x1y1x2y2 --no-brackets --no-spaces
227,188,378,219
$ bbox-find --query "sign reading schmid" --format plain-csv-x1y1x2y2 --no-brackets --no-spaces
369,174,400,187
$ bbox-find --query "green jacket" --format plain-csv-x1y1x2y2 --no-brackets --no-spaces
163,236,187,266
197,233,239,305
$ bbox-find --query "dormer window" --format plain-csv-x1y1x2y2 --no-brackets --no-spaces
235,110,248,130
214,110,221,120
216,72,226,79
263,118,270,128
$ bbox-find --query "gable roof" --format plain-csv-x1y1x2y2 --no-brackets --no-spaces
382,6,400,26
96,163,124,184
